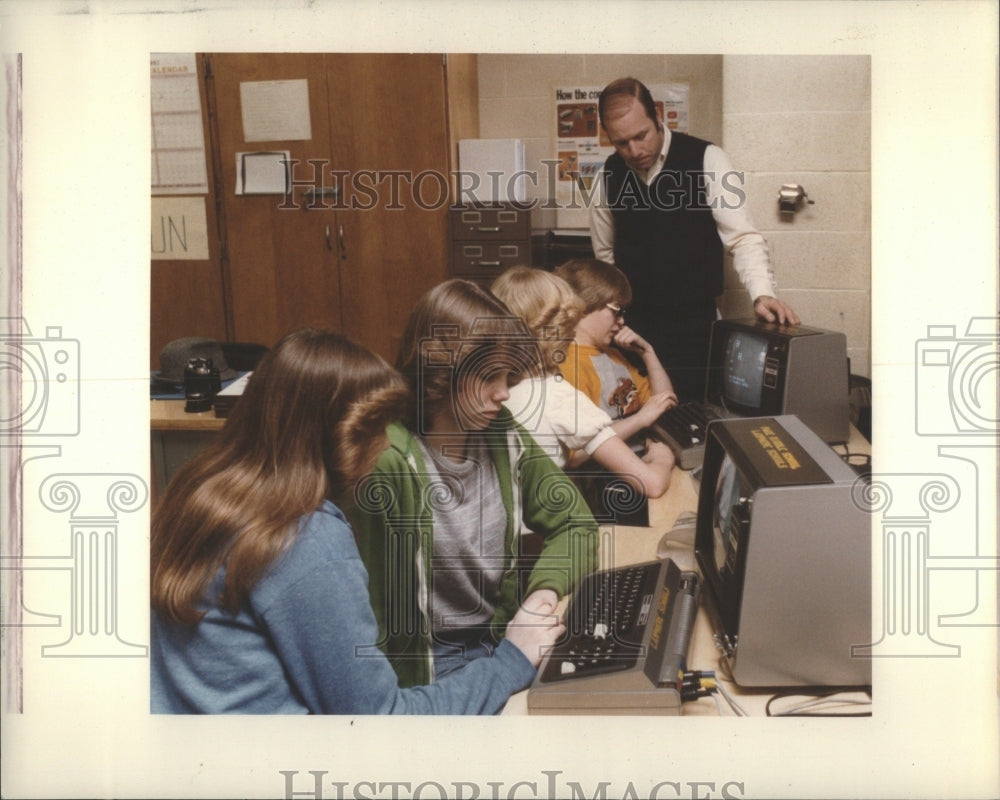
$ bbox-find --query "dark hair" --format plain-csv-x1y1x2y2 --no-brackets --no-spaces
554,258,633,314
395,279,534,432
151,328,409,624
598,77,658,129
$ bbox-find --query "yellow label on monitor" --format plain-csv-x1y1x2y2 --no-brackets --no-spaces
724,417,830,487
750,424,802,471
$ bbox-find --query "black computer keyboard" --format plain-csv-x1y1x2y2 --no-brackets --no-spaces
537,562,662,682
528,558,700,714
650,401,720,470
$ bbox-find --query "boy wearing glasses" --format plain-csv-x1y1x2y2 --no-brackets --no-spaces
554,258,678,447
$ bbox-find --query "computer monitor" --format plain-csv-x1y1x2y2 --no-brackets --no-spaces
705,319,851,443
694,414,871,688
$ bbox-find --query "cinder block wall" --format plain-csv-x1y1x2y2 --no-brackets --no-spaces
721,55,871,376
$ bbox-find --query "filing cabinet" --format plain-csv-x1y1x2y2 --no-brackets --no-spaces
450,203,532,285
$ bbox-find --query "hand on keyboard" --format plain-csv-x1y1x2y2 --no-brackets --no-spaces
635,391,679,428
505,590,565,667
522,588,558,616
649,402,717,470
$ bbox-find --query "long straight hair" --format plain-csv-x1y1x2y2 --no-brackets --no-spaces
151,328,409,625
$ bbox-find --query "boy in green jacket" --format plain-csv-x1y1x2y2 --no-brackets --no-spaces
344,280,599,688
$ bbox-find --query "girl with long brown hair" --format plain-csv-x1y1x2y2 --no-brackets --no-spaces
151,328,562,714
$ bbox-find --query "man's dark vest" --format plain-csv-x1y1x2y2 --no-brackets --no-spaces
605,131,724,304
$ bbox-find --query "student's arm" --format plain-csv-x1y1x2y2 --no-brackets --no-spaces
517,437,600,600
612,326,676,397
541,378,617,469
553,380,673,496
589,435,674,499
263,514,543,715
606,392,675,442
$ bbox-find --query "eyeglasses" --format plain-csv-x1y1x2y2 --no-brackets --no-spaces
605,303,626,319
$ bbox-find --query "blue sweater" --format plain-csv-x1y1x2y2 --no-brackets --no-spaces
150,501,536,714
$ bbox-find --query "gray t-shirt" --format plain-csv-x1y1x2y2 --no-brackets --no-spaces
417,434,507,638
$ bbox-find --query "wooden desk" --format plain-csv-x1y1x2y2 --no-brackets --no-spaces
150,399,226,497
504,426,872,717
151,398,227,432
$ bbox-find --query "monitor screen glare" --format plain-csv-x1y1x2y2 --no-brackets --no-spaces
722,330,768,408
712,453,742,574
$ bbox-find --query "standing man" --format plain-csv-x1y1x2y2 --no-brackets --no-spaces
589,77,800,402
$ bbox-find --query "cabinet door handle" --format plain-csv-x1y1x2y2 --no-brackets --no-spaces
338,225,346,259
325,224,332,250
306,186,340,207
477,261,501,267
476,226,501,233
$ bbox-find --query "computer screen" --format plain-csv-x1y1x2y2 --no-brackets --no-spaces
705,319,850,443
705,450,750,638
694,415,871,688
719,328,769,409
711,453,742,571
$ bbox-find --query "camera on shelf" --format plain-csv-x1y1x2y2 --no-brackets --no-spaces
183,357,222,413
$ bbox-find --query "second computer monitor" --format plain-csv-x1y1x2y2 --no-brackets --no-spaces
705,318,850,443
694,414,871,688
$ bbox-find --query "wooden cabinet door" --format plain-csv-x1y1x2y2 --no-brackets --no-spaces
324,54,451,362
205,53,345,349
197,53,453,362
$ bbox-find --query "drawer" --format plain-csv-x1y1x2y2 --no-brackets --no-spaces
450,205,531,241
452,241,531,277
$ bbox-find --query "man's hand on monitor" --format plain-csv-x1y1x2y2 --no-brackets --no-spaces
753,295,801,326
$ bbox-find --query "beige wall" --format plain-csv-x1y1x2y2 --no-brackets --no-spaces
721,55,871,377
477,53,872,378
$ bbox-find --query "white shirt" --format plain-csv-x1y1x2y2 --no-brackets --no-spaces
589,128,777,303
505,374,617,468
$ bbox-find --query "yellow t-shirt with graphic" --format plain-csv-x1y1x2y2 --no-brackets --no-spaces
558,342,651,421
